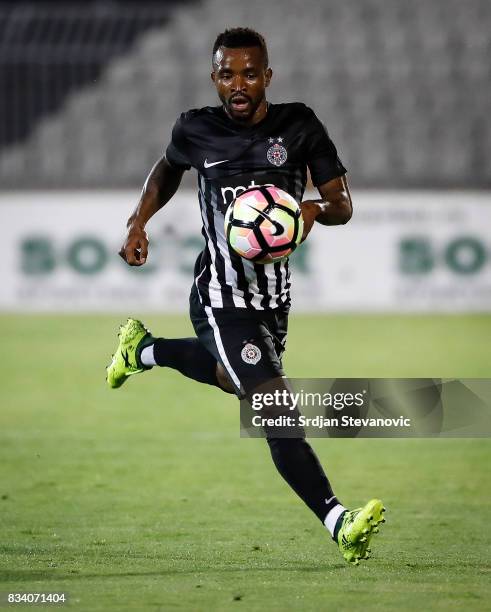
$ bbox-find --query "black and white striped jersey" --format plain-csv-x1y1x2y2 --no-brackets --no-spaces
165,102,346,311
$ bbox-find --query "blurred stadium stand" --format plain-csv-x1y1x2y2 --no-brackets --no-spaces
0,0,489,189
0,1,193,149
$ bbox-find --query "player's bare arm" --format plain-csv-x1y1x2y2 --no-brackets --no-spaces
300,174,353,241
120,156,184,266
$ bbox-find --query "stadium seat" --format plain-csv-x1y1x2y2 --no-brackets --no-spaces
0,0,489,188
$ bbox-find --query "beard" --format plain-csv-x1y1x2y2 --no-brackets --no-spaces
222,92,263,122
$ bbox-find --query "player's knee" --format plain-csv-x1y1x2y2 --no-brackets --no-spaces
215,363,235,394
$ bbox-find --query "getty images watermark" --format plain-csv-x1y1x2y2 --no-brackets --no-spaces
239,379,491,438
248,388,411,429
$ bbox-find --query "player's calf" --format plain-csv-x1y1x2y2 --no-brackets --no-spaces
106,319,231,391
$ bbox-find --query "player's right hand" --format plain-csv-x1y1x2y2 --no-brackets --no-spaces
119,228,149,266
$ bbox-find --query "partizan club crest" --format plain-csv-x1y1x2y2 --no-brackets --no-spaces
267,137,287,167
241,342,262,365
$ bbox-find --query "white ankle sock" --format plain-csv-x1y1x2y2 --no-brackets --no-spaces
324,503,347,537
140,344,156,366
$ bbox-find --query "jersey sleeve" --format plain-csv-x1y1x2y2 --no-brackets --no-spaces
165,114,192,170
305,109,347,186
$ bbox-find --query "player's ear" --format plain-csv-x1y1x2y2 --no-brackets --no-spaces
211,71,216,83
265,67,272,87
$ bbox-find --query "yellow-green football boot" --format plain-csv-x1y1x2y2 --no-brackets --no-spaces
336,499,386,565
106,318,154,388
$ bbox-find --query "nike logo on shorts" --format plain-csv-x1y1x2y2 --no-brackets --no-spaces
204,158,229,168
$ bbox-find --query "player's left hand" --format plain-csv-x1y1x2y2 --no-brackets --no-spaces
299,201,320,242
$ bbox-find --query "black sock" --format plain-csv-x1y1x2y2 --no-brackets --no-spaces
151,338,219,387
266,437,340,523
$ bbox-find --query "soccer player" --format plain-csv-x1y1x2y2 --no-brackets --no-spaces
106,27,385,565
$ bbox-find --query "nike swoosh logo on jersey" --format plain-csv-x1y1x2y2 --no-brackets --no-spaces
204,158,229,168
248,205,285,236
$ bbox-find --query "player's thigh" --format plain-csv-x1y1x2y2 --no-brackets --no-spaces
191,314,282,398
213,316,283,396
267,309,289,363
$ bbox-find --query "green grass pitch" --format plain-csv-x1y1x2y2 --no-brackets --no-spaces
0,314,490,611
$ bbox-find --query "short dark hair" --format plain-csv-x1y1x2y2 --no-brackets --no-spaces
212,27,269,67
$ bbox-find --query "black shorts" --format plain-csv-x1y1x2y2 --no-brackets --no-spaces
189,284,289,398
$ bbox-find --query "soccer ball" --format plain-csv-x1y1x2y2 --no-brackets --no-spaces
224,186,304,264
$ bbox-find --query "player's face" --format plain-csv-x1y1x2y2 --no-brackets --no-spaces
211,46,272,125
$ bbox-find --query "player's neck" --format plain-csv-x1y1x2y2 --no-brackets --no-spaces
249,99,269,126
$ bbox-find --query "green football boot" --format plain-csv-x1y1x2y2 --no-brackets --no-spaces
106,318,154,388
337,499,386,565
